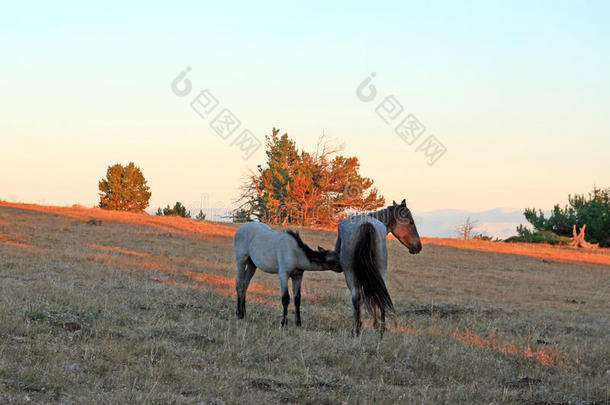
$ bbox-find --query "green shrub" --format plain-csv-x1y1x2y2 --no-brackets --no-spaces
156,202,190,218
231,208,250,223
473,234,501,242
505,227,571,245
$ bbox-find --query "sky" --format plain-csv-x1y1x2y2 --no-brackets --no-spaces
1,1,609,216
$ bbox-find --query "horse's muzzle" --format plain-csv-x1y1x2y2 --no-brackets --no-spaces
409,241,423,254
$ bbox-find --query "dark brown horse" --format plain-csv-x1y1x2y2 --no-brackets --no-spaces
334,199,422,335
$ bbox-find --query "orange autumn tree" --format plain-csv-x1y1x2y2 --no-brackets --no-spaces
237,128,385,226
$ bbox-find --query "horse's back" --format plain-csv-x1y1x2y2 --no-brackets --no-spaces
338,215,387,271
234,222,289,273
234,222,274,245
338,216,386,244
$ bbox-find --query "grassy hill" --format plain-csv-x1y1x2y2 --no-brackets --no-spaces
0,204,608,404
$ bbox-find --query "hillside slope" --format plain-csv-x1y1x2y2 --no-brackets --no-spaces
0,204,608,403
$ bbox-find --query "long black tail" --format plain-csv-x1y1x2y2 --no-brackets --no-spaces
353,223,394,313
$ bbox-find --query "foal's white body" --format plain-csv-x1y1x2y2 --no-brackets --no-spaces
233,222,333,325
234,222,326,276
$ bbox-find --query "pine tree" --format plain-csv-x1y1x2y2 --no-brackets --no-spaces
238,128,385,226
98,162,151,212
231,209,250,223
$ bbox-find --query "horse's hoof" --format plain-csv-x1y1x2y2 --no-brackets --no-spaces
295,320,302,327
236,312,245,319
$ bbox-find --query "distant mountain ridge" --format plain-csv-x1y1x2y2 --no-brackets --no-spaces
413,208,530,239
145,205,531,239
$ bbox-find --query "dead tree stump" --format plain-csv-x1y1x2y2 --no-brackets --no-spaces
570,224,599,249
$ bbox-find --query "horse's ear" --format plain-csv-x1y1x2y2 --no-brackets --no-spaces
392,200,397,206
401,199,406,206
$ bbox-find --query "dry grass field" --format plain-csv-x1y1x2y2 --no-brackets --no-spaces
0,203,608,404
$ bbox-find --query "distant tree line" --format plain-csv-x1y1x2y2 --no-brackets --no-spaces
155,202,206,220
97,163,205,220
94,162,610,247
97,129,385,227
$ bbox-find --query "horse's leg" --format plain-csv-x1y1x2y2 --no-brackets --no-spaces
240,258,257,318
342,259,362,336
333,234,342,254
235,255,249,319
351,288,362,336
373,306,379,329
291,272,303,327
279,270,290,327
378,235,388,335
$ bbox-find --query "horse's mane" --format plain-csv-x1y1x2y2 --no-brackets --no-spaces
368,205,396,226
369,204,412,227
285,230,326,264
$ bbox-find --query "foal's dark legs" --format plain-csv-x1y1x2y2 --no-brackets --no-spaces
235,258,256,319
280,271,290,327
292,272,303,326
281,291,290,327
235,258,247,319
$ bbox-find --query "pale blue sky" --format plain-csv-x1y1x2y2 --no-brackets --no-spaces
1,1,609,214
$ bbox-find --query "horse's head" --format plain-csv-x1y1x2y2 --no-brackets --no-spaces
388,199,422,254
286,230,342,272
317,246,342,273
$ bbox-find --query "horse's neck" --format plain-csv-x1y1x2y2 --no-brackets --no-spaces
297,252,335,272
368,209,393,234
304,261,327,271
